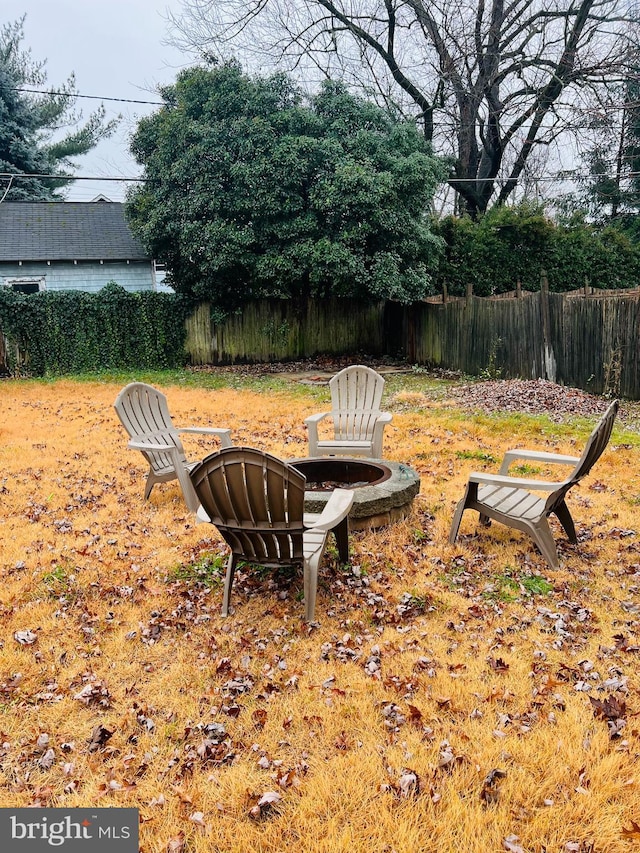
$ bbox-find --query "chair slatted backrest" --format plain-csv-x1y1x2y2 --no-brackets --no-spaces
114,382,187,473
545,400,619,514
190,448,307,564
329,366,385,441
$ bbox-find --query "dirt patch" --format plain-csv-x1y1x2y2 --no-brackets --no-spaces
188,355,412,382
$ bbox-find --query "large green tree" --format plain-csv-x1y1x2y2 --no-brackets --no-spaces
0,17,118,200
127,62,445,309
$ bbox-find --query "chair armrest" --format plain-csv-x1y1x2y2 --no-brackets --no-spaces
333,409,391,420
304,412,331,427
127,438,175,453
370,411,393,457
306,488,354,532
469,471,565,491
304,412,331,456
498,448,580,474
177,427,233,447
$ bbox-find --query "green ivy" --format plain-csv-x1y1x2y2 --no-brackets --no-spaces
0,282,190,376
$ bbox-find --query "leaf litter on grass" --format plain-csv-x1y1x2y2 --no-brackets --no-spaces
0,375,639,852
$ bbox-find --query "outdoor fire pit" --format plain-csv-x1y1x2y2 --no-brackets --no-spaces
291,457,420,529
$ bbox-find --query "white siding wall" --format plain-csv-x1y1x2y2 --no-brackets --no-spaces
0,261,155,293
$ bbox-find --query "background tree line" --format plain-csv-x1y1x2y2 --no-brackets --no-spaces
3,12,640,317
433,205,640,296
126,61,640,308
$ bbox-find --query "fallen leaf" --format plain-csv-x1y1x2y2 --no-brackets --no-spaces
171,785,193,805
503,835,525,853
621,820,640,839
407,704,423,725
589,694,627,721
334,731,350,751
37,748,56,769
87,724,114,753
14,630,37,645
257,790,282,807
166,833,185,852
481,768,507,804
252,709,267,731
397,768,420,798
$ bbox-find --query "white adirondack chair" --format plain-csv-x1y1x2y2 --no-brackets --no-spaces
114,382,233,512
190,447,354,621
305,365,392,458
449,400,619,568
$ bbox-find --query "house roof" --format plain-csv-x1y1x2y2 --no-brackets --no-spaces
0,202,149,262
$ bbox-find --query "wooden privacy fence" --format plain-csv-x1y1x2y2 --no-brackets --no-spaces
2,282,638,398
394,289,640,398
185,299,389,364
186,281,640,399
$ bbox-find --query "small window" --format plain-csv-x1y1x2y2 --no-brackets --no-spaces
3,277,45,294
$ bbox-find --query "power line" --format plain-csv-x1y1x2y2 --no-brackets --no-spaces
4,170,638,187
5,86,164,107
0,173,145,182
8,85,640,124
0,175,14,203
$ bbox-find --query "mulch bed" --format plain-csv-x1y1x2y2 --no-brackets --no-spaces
188,355,410,378
448,378,613,420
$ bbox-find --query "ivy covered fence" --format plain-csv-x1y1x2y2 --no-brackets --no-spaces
0,283,189,375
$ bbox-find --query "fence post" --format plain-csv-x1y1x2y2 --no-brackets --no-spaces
540,268,556,382
584,276,590,296
466,283,473,305
516,278,522,299
442,283,448,304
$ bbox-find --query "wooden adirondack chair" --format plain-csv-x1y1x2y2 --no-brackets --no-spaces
190,447,354,621
449,400,619,568
114,382,232,512
305,365,392,458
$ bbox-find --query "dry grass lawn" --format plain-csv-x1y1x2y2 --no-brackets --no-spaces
1,374,640,853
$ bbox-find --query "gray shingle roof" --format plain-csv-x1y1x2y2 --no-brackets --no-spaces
0,202,149,261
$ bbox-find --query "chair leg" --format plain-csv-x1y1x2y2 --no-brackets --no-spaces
222,553,239,617
175,465,201,514
143,470,157,500
553,501,577,543
333,518,350,564
449,498,467,544
303,554,322,622
527,519,560,570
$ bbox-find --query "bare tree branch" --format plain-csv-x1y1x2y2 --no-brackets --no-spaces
167,0,634,214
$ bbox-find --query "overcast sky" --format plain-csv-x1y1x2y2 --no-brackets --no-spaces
5,0,191,201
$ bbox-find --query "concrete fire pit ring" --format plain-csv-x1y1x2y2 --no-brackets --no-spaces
291,457,421,530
